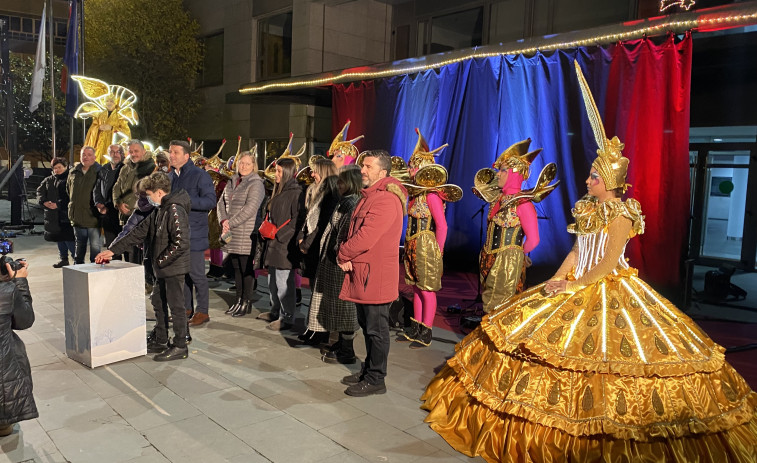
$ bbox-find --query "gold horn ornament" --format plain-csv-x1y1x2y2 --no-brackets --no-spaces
574,60,630,193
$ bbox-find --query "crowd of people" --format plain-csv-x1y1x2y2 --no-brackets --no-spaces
14,101,754,459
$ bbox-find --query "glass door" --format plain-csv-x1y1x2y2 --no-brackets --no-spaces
689,143,757,269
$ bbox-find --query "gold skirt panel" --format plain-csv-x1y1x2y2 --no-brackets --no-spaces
422,367,757,462
481,247,525,313
404,232,442,292
421,267,757,461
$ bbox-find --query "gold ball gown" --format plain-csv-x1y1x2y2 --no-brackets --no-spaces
421,196,757,462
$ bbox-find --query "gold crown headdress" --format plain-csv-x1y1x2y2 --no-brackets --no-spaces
492,138,542,180
328,120,364,162
574,61,630,193
203,139,227,170
408,128,448,169
261,133,307,185
473,138,558,204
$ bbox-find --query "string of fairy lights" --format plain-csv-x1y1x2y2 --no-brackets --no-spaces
239,9,757,95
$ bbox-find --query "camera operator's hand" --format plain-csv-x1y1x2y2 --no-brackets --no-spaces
9,260,28,279
95,250,114,264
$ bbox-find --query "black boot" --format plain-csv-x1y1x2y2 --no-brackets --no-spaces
399,318,421,342
301,331,329,347
232,300,252,317
410,322,432,349
53,259,70,268
146,329,168,353
226,298,242,315
206,264,225,279
320,338,342,355
323,334,356,364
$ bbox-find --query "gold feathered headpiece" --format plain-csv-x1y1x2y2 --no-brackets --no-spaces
408,128,448,169
328,120,364,162
492,138,542,180
574,61,630,193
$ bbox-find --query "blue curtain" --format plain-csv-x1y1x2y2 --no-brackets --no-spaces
345,50,614,267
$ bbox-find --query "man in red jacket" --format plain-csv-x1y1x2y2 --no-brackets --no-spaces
338,150,407,397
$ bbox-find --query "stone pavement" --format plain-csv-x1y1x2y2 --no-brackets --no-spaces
0,232,483,463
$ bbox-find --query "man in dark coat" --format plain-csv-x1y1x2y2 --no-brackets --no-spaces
0,260,37,436
168,140,216,326
67,146,102,264
338,150,407,397
94,144,124,249
97,172,192,361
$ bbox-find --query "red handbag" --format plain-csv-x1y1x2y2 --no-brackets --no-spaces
258,213,290,240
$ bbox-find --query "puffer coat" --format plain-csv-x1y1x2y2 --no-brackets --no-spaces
217,173,265,255
0,277,38,427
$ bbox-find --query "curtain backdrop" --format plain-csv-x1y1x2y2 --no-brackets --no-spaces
332,35,692,287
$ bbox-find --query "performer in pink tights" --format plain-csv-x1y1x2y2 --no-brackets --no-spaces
473,138,553,313
400,129,462,348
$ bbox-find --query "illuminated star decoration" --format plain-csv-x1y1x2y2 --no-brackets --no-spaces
660,0,695,12
71,75,139,126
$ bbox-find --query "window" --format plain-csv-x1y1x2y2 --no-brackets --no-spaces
489,0,527,44
429,7,483,54
258,11,292,81
198,32,224,87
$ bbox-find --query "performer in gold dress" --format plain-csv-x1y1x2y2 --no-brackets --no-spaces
72,76,138,164
420,62,757,462
475,139,557,314
400,129,462,348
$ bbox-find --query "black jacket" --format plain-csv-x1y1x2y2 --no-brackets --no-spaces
36,171,75,242
0,278,38,427
93,161,123,209
109,190,191,278
169,161,216,252
264,179,305,270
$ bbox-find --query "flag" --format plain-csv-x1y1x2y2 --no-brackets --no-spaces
61,0,79,116
29,3,46,113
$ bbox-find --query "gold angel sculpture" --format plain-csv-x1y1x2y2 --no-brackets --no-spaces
72,76,139,164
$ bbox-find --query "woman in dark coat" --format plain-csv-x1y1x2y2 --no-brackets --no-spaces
0,259,37,437
297,159,340,344
256,158,304,331
36,157,75,268
313,166,363,363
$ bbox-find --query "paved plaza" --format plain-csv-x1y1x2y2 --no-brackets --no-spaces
0,233,481,463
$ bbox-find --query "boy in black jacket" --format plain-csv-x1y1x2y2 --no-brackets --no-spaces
96,172,191,361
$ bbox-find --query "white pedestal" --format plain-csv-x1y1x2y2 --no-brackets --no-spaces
63,262,147,368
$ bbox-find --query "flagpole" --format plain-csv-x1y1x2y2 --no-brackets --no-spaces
48,0,57,156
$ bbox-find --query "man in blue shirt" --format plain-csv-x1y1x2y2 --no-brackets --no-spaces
168,140,216,326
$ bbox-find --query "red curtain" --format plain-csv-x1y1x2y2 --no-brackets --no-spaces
331,81,375,154
604,34,692,288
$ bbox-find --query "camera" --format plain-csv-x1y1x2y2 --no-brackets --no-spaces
0,240,24,277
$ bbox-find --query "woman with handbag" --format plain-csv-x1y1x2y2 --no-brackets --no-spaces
256,158,305,331
217,151,266,317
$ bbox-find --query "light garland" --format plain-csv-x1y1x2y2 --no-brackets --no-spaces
660,1,695,13
240,9,757,95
